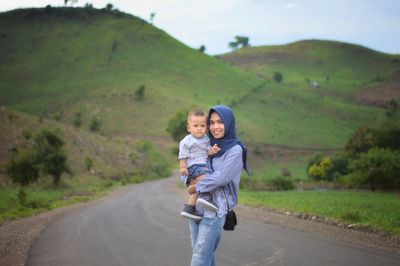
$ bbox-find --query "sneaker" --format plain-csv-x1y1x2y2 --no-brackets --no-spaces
181,204,202,221
196,193,218,212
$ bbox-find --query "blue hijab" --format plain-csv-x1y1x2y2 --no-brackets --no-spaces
208,105,250,175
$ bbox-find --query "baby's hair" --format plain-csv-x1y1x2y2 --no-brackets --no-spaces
187,108,206,122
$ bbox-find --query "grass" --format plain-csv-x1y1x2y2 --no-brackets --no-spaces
0,173,150,224
0,7,396,153
240,190,400,234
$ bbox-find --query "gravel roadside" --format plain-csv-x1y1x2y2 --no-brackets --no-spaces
1,183,399,266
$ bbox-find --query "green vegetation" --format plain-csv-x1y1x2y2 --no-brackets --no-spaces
305,103,400,190
228,36,250,50
5,128,70,186
240,190,400,233
1,7,399,232
0,175,123,224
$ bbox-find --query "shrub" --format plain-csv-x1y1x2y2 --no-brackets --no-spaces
273,71,283,83
32,128,70,186
17,188,27,206
374,127,400,150
344,148,400,190
325,154,349,181
166,108,190,142
5,149,39,186
345,126,375,154
135,85,145,99
89,116,101,132
270,175,294,190
308,157,333,181
85,156,93,171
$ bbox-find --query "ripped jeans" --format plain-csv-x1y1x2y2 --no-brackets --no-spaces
189,215,226,266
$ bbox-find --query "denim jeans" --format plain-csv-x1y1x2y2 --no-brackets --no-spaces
189,215,226,266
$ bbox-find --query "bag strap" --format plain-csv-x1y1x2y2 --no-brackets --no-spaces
222,186,230,210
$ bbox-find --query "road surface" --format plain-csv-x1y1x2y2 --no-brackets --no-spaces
28,176,400,266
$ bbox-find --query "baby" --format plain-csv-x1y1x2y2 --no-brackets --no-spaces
179,108,220,220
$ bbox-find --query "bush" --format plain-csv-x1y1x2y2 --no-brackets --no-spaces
343,148,400,190
5,149,39,186
166,108,190,142
308,156,333,181
374,127,400,150
273,71,283,83
135,85,145,100
270,175,294,190
345,126,375,154
85,156,93,171
89,116,101,132
32,128,70,186
325,153,350,182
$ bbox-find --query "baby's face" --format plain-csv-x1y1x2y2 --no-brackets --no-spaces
187,115,207,138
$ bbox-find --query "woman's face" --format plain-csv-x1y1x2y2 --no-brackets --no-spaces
209,112,225,139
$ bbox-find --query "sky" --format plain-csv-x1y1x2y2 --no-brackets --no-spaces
1,0,400,55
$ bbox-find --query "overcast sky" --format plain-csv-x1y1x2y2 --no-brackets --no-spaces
1,0,400,55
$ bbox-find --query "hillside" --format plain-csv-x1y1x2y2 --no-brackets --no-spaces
0,7,262,142
0,107,168,186
1,7,397,181
219,40,400,103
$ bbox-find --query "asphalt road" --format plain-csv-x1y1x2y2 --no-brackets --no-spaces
28,176,400,266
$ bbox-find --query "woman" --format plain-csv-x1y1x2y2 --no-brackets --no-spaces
187,105,249,266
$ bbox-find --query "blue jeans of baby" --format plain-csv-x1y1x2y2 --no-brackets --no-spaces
189,215,226,266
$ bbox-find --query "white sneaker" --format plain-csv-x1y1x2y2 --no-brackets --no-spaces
197,198,218,212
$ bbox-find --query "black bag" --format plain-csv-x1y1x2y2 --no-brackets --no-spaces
223,209,237,231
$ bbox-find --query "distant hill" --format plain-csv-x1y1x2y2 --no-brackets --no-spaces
0,7,396,165
219,40,400,103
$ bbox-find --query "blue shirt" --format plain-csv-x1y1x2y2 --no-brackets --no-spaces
195,145,243,218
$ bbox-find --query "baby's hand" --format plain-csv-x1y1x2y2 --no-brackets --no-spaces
209,144,221,155
180,167,189,176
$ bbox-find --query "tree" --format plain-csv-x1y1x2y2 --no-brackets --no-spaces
345,126,375,154
199,45,206,53
229,36,250,50
150,12,156,24
5,149,39,186
89,116,101,132
32,128,70,186
85,156,93,171
308,157,333,181
105,3,113,11
273,71,283,83
64,0,78,6
135,85,145,100
346,148,400,190
167,108,190,142
386,99,398,118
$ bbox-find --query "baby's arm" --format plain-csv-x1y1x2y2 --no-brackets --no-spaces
208,144,221,156
179,159,189,176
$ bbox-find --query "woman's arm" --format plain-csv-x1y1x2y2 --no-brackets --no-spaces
195,145,243,193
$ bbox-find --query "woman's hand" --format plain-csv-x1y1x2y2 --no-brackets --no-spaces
187,184,197,194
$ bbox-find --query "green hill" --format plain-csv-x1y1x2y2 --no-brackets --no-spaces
219,39,400,101
1,7,399,181
218,40,400,147
0,7,262,142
